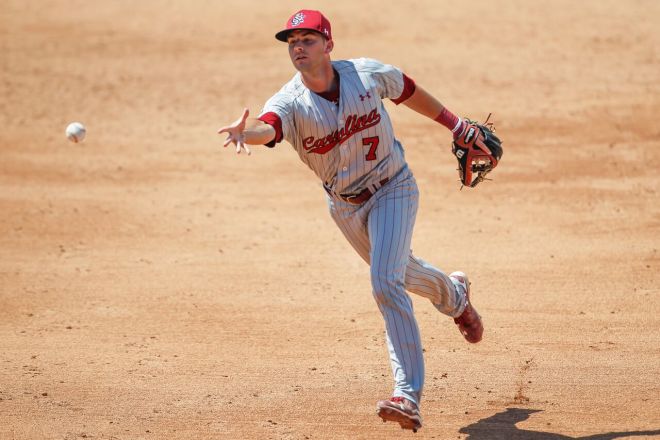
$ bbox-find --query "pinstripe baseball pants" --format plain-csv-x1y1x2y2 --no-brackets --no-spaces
327,166,467,406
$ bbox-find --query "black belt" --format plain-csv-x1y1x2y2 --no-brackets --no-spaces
327,178,390,205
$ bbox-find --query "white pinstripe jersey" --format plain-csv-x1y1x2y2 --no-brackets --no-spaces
260,58,409,196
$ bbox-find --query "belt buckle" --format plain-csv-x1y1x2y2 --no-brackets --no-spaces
341,178,389,205
345,188,371,205
343,193,360,204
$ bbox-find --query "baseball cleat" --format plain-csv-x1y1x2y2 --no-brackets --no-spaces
450,271,483,343
376,396,422,433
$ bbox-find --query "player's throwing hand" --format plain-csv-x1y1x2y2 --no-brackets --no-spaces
218,108,251,155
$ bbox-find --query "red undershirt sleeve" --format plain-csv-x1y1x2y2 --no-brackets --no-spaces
257,112,283,148
391,73,416,105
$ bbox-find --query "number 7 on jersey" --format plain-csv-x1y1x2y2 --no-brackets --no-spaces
363,136,380,161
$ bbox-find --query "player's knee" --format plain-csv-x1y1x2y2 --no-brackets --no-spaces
370,269,405,303
371,267,392,287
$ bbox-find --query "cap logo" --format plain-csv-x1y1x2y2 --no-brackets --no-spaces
291,12,305,26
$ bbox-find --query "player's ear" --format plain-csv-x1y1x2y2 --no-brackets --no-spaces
325,39,334,54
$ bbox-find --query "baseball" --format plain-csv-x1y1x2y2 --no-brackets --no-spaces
65,122,86,143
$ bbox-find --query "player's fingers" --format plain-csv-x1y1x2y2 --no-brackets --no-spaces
241,108,250,123
236,142,241,154
223,135,234,148
217,126,228,134
238,140,250,155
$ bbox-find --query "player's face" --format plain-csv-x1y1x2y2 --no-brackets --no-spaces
287,30,332,72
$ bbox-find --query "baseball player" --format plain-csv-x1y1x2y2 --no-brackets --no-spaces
218,10,498,432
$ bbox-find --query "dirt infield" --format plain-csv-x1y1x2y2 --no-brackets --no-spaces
2,1,659,439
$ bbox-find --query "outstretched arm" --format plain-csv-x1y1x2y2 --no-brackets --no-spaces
401,84,445,119
401,84,465,137
217,108,276,155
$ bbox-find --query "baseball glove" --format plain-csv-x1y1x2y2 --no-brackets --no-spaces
452,114,503,188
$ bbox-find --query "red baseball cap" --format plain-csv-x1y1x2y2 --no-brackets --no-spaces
275,10,332,42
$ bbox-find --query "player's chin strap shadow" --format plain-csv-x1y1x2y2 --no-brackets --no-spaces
458,408,660,440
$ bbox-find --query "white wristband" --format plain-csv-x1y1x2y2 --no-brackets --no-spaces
451,117,463,133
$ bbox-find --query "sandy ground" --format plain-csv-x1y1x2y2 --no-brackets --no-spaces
1,1,659,439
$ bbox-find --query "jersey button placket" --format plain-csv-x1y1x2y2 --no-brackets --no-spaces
339,145,349,174
339,141,349,173
340,143,349,172
337,114,349,176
